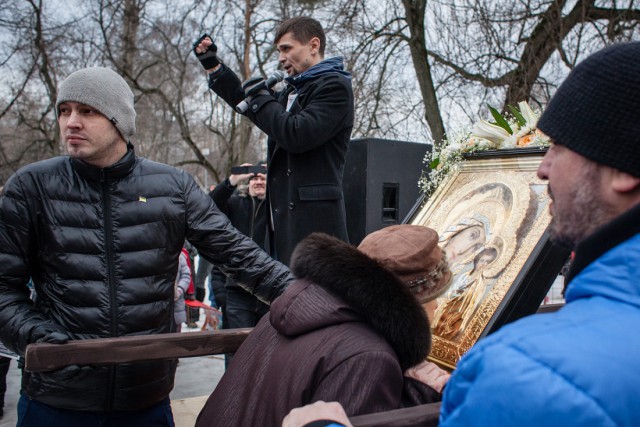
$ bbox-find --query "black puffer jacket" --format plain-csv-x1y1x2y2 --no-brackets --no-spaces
211,178,268,291
0,146,292,412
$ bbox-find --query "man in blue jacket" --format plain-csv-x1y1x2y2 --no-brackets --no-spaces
438,41,640,427
281,41,640,427
194,16,354,265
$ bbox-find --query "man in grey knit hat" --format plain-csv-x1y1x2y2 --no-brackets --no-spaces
0,67,293,426
281,42,640,427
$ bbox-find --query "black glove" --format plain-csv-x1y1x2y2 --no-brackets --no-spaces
193,33,220,70
30,324,69,345
236,76,276,113
241,76,269,98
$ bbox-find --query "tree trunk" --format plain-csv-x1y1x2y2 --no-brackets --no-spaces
30,0,61,156
237,0,256,166
120,0,142,78
402,0,446,146
503,0,591,108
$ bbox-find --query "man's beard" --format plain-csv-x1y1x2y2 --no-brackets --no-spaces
250,189,265,200
549,164,616,249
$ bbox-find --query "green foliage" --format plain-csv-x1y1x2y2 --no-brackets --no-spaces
488,104,513,135
508,105,527,127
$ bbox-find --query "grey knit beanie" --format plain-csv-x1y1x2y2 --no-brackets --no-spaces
537,42,640,177
56,67,136,142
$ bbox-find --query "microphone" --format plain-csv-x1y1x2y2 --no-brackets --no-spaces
236,70,286,113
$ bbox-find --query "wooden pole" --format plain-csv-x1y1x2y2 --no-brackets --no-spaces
351,402,441,427
25,328,252,372
24,328,444,425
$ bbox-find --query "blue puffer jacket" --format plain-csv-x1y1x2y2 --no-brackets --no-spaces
440,207,640,426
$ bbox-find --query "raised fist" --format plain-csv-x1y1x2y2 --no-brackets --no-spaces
193,34,220,71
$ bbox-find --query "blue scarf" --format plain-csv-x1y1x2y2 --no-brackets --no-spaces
285,56,351,92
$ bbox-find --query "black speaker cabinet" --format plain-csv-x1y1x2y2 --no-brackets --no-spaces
343,138,432,245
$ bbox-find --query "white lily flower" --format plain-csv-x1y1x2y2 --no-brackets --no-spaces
476,138,496,150
446,142,462,154
471,120,511,145
500,135,518,148
518,101,538,126
514,126,533,139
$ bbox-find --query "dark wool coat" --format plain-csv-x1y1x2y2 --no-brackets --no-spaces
210,64,354,265
0,147,292,412
210,178,267,252
196,233,434,427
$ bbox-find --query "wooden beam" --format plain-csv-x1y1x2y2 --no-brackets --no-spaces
536,303,564,314
351,402,441,427
25,328,252,372
25,328,444,425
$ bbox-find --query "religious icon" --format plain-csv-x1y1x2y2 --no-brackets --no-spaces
408,149,559,369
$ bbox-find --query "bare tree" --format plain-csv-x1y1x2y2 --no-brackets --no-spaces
327,0,639,145
2,0,638,186
427,0,640,112
0,0,91,182
90,0,273,185
402,0,446,144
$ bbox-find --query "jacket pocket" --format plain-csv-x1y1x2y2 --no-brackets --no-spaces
298,184,342,201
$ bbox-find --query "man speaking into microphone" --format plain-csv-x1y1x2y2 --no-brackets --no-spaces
193,16,354,266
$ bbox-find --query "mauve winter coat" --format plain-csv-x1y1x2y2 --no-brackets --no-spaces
196,233,434,427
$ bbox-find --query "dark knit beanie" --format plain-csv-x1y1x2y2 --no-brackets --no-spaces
537,42,640,177
56,67,136,142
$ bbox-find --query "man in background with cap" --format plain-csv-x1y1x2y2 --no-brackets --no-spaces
209,164,270,366
196,225,452,426
281,41,640,427
0,67,292,426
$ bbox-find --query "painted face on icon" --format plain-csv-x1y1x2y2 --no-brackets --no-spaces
444,225,486,263
476,252,496,270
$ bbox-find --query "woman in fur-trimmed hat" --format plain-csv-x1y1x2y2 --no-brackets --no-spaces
196,225,452,427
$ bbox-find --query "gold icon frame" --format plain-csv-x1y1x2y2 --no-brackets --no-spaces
408,149,556,369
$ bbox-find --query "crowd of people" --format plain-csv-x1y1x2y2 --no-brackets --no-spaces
0,13,638,427
282,39,640,427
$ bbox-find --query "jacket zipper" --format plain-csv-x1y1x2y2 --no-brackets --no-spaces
249,198,256,239
101,169,117,412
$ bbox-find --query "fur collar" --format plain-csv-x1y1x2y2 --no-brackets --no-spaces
290,233,431,370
